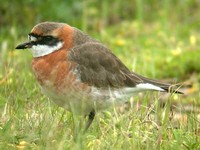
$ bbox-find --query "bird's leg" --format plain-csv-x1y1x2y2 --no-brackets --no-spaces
84,110,95,132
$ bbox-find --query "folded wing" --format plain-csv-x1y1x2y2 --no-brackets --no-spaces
69,42,182,94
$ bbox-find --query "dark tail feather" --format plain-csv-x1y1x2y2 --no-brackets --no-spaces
160,84,183,94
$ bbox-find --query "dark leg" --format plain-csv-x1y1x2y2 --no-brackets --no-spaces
84,110,95,132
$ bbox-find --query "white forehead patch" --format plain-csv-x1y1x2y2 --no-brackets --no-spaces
28,35,37,42
30,42,63,57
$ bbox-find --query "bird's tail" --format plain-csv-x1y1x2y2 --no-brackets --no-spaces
137,75,183,94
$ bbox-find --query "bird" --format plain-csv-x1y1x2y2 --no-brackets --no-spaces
16,22,182,130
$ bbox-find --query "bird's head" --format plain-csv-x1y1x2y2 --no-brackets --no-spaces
16,22,73,57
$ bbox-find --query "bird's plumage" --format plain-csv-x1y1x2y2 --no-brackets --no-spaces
16,22,182,129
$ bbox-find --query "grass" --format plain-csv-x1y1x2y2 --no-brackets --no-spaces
0,19,200,149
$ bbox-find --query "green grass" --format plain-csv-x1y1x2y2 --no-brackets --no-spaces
0,18,200,150
0,22,200,149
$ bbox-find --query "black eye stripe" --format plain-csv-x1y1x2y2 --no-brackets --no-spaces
28,33,60,46
40,36,60,46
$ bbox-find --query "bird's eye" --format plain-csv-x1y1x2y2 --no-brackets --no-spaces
45,36,53,41
28,35,37,41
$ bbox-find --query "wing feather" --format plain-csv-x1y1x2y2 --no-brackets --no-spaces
69,42,182,94
69,42,142,88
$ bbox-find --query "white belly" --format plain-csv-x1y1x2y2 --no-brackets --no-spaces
39,83,152,115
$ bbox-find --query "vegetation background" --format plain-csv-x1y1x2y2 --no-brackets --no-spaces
0,0,199,149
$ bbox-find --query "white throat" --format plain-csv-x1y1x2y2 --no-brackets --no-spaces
30,42,63,57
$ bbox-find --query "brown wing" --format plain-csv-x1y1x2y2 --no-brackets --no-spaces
68,42,143,88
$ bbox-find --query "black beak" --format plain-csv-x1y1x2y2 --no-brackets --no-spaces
15,41,33,49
